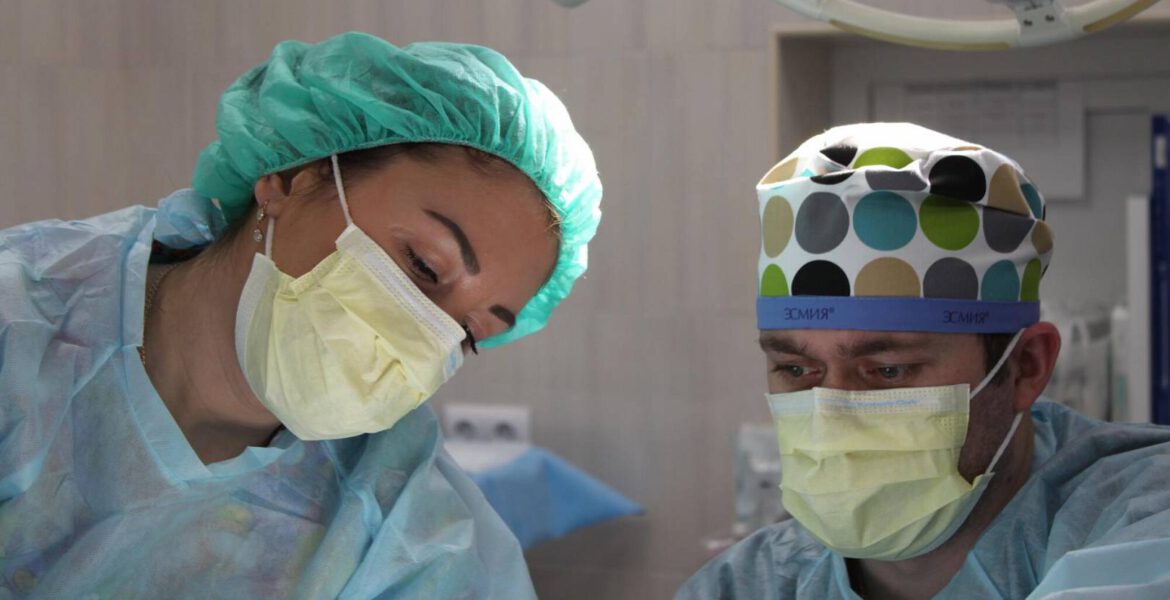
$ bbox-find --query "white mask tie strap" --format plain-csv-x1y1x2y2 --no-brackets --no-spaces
265,218,275,258
265,154,350,258
986,411,1023,475
970,329,1024,398
331,154,354,227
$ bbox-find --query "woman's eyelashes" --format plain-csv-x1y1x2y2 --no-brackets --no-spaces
463,325,479,355
406,247,438,284
403,243,478,355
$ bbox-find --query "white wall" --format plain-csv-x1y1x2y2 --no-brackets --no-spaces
827,31,1170,308
3,2,1168,599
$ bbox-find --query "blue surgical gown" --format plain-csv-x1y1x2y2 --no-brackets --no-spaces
0,190,537,599
676,401,1170,599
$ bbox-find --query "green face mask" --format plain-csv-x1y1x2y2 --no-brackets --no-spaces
766,332,1023,561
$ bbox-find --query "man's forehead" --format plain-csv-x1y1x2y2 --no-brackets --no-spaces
758,329,959,357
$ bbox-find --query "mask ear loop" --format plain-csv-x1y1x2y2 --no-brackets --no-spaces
971,328,1026,475
266,155,351,259
970,329,1024,398
265,216,275,258
986,411,1023,475
331,154,354,227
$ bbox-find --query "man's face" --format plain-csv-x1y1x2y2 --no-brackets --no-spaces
759,329,1017,482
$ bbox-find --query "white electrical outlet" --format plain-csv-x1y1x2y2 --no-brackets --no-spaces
443,403,532,444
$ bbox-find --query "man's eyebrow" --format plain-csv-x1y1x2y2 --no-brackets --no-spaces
490,305,516,330
839,337,929,359
758,335,935,358
759,335,808,356
424,209,479,275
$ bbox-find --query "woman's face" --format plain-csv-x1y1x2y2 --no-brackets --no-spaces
254,146,560,351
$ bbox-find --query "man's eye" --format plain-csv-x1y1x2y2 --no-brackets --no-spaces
875,366,906,380
773,365,809,378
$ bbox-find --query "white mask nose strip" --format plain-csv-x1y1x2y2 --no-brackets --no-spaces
337,229,467,350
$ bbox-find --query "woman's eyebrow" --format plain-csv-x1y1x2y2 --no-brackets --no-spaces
490,305,516,330
424,209,480,275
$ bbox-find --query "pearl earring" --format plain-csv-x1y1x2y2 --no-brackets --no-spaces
253,206,266,243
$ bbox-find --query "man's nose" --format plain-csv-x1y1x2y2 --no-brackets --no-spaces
820,368,868,391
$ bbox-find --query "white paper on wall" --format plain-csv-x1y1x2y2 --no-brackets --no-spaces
874,79,1086,200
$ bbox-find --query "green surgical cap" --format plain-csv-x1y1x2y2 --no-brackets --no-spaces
193,32,602,347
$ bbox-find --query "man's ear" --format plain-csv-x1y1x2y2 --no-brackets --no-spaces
1009,322,1062,412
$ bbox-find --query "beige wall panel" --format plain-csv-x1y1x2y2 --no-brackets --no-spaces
10,67,67,225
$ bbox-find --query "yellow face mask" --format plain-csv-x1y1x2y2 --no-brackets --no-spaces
234,156,466,441
766,332,1023,561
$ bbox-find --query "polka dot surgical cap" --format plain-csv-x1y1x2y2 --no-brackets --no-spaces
756,123,1054,333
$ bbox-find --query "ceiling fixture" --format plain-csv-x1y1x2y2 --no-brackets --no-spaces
770,0,1159,49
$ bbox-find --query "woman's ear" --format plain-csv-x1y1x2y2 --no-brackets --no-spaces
253,173,291,218
1010,321,1062,412
251,162,328,219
